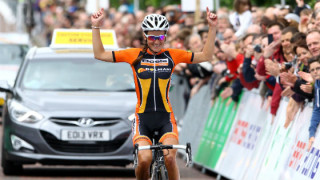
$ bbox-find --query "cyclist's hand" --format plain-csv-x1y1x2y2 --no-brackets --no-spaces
206,7,217,27
91,8,105,27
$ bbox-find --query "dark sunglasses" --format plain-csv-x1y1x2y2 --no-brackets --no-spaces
144,33,166,41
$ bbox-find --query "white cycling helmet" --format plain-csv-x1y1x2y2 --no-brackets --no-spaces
141,14,170,32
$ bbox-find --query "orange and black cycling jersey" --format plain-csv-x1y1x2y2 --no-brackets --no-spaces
112,48,194,113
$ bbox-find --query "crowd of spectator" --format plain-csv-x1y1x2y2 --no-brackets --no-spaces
30,0,320,152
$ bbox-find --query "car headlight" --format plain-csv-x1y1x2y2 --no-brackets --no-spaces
128,113,135,122
8,100,44,123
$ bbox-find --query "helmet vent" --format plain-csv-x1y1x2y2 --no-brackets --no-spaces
147,21,153,28
155,18,158,26
159,21,165,28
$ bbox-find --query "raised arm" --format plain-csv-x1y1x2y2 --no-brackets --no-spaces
91,8,113,62
193,7,218,64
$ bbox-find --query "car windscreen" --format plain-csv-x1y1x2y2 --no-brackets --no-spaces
0,44,28,65
21,58,135,91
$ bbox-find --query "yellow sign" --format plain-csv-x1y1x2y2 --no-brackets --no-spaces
54,31,114,45
50,29,118,49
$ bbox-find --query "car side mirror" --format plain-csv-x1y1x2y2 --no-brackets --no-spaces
0,80,13,94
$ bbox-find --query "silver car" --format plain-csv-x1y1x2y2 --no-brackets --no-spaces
0,47,136,175
0,33,30,111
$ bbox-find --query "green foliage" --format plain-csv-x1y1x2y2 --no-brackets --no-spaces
220,0,234,9
109,0,121,8
309,0,317,7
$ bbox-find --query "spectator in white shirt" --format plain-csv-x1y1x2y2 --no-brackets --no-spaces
229,0,252,38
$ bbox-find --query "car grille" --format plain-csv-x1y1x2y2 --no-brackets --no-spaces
49,117,122,127
41,131,129,153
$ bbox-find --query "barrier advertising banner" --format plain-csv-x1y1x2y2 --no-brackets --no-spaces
240,97,274,180
256,99,292,180
175,84,319,180
207,97,239,169
290,131,320,180
194,96,223,166
280,105,318,180
194,95,240,170
215,91,271,179
179,85,212,154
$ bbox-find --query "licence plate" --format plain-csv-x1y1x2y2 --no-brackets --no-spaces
61,129,110,141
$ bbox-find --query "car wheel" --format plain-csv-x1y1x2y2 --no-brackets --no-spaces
1,148,23,175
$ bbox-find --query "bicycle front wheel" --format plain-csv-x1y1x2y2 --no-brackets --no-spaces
151,163,158,180
159,165,168,180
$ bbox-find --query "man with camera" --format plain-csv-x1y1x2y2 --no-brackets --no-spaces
242,34,266,84
279,30,320,98
265,27,305,127
220,33,261,103
254,22,301,123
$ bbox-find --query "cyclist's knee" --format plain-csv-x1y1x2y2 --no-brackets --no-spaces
164,150,177,165
138,150,152,167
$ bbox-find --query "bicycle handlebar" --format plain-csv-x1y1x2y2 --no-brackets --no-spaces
133,143,192,168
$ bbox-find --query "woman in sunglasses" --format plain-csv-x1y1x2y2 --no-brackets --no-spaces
91,7,217,180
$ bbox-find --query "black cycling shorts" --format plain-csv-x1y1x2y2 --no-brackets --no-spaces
132,111,179,145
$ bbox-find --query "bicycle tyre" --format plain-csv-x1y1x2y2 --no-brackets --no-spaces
159,165,168,180
151,163,158,180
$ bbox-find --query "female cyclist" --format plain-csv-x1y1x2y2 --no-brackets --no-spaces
91,7,217,180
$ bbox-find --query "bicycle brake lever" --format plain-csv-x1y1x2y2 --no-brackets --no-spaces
185,143,192,167
185,153,190,167
133,153,138,168
185,153,193,167
133,144,139,168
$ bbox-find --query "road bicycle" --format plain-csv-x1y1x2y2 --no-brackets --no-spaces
133,136,192,180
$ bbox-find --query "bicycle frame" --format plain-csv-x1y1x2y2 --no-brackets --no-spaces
133,143,192,180
151,143,168,180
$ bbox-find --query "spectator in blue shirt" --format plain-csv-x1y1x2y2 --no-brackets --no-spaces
300,57,320,151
